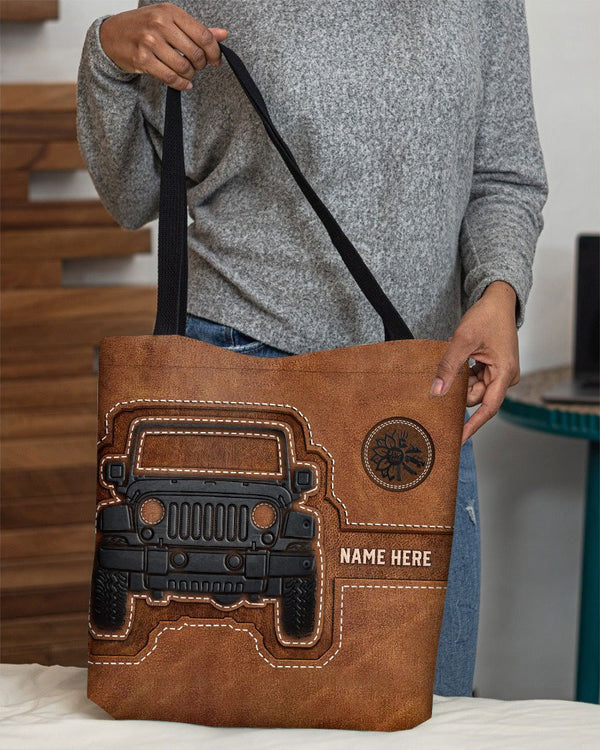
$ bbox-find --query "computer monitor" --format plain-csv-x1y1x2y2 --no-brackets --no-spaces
574,234,599,386
542,233,599,404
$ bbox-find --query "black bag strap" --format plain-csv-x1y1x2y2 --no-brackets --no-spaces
153,42,415,341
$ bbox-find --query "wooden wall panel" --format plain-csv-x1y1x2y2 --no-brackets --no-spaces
0,75,157,668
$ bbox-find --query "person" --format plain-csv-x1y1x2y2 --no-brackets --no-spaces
76,0,548,697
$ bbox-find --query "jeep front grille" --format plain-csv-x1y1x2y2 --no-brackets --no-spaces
166,502,249,543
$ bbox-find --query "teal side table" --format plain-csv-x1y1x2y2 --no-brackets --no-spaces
499,365,599,704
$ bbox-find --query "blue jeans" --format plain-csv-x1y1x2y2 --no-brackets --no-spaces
185,312,480,696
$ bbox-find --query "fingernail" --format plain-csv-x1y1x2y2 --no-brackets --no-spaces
430,377,444,396
185,81,193,89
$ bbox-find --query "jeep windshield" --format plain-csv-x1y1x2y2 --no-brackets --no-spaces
129,422,289,479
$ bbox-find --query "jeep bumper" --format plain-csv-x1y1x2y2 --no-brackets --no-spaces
97,546,314,578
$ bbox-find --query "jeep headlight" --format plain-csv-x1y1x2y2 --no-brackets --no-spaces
139,498,165,525
251,502,277,529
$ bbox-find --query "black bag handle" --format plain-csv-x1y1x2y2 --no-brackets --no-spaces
153,42,415,341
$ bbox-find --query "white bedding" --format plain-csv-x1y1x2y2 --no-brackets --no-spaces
1,663,598,749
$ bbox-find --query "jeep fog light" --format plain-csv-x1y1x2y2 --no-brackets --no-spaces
139,498,165,525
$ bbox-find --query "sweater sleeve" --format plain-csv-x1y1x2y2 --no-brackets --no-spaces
76,13,162,231
459,0,549,329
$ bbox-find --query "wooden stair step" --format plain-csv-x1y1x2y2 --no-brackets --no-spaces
0,170,29,202
0,1,59,23
0,345,96,379
1,432,97,498
1,523,95,560
1,465,96,500
0,259,62,288
2,286,156,348
1,140,84,170
1,408,97,439
1,553,94,591
2,285,156,321
0,83,75,113
1,612,89,649
2,433,97,471
3,313,155,349
1,584,91,620
1,113,76,141
0,374,98,409
0,82,77,143
1,226,151,261
1,493,96,528
1,642,87,668
0,199,119,228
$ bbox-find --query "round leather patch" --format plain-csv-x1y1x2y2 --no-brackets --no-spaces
362,417,434,491
252,502,277,529
139,497,165,524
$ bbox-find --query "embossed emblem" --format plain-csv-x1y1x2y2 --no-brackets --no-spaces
362,418,434,491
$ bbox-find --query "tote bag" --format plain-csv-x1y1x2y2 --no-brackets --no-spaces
87,43,468,731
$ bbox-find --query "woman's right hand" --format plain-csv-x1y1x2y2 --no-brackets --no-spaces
99,1,228,90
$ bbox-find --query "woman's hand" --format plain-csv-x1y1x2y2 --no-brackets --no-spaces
430,280,521,445
99,1,228,90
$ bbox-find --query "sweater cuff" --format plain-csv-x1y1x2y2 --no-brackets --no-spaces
90,15,140,82
463,261,531,330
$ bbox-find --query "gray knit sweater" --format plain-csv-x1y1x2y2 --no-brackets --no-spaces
76,0,548,355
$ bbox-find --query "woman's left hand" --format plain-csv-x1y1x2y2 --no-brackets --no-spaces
430,280,521,445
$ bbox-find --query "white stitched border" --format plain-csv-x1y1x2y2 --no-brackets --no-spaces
136,429,284,478
88,505,326,650
97,399,453,530
97,417,318,506
93,415,324,647
88,583,446,668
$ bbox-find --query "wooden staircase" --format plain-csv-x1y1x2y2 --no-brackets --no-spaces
1,78,157,667
0,1,59,23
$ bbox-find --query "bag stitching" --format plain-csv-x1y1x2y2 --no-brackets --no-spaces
90,400,452,656
135,429,285,477
88,583,446,669
95,415,325,648
98,399,454,531
88,513,325,650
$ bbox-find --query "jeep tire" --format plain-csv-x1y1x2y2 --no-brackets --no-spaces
281,574,316,638
92,567,128,630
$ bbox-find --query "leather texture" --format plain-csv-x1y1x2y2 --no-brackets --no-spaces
88,333,468,731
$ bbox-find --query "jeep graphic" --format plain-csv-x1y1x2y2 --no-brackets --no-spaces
92,420,317,638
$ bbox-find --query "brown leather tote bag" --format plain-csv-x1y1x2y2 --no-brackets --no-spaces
87,43,468,731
